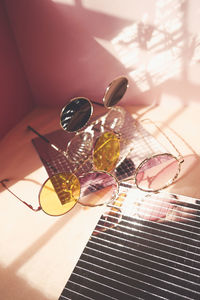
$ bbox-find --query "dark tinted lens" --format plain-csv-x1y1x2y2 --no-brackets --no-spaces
103,76,128,107
60,97,92,132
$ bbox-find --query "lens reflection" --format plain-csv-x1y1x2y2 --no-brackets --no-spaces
103,76,128,107
39,172,80,216
60,97,92,132
136,154,179,191
78,171,118,206
103,106,126,132
67,131,93,163
93,132,120,172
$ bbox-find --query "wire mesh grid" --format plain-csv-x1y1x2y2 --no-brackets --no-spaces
31,107,200,299
32,106,167,181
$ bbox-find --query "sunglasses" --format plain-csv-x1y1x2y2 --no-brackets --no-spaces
26,125,122,216
122,119,184,192
1,116,184,217
66,106,127,166
60,76,129,132
39,170,119,216
59,76,128,165
29,76,129,171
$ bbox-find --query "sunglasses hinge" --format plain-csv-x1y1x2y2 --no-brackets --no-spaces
178,156,184,163
0,179,10,187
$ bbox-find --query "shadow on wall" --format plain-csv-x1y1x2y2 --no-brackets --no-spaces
2,0,200,132
4,0,140,107
6,0,200,109
110,0,200,106
0,1,34,140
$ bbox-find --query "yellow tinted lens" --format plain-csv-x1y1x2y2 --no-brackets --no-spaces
39,172,80,216
93,132,120,172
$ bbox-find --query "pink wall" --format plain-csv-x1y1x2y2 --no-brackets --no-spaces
0,1,34,140
1,0,200,137
3,0,146,108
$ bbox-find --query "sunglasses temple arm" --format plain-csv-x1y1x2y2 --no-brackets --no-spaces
139,119,184,161
27,125,68,158
40,157,59,173
91,101,104,107
27,126,75,174
0,180,41,212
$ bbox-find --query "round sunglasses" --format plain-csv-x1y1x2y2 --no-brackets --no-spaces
37,127,124,216
39,170,119,216
16,118,183,217
59,76,128,166
65,106,126,166
1,77,184,217
60,76,129,132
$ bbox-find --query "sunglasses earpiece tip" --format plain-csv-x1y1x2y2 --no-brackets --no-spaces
0,178,9,183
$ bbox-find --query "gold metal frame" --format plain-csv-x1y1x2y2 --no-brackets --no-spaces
77,170,120,207
1,112,185,215
134,152,183,192
123,119,184,192
60,75,129,133
38,170,120,216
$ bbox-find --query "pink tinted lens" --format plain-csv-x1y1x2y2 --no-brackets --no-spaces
136,154,179,191
78,171,118,206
